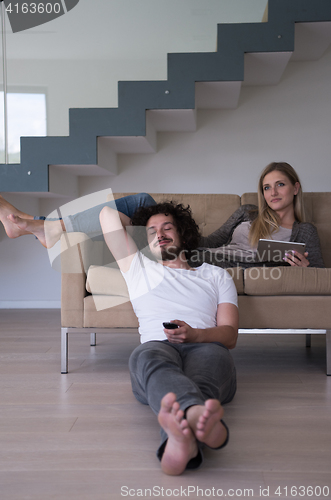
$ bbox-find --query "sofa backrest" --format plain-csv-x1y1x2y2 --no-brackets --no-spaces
112,192,331,268
242,192,331,268
113,193,241,237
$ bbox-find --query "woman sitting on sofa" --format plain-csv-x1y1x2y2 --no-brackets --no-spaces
195,162,324,268
0,162,325,268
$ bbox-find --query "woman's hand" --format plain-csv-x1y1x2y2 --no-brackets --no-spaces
284,250,309,267
163,320,198,344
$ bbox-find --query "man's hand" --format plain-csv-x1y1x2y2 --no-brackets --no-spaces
163,320,198,344
163,302,238,349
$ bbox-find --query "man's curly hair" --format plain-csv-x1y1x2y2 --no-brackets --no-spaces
130,201,201,259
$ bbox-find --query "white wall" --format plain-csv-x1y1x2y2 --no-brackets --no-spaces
0,194,61,307
102,47,331,196
7,58,168,137
1,0,331,307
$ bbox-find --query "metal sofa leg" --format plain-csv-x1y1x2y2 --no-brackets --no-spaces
90,332,96,346
327,330,331,376
306,334,311,348
61,327,69,374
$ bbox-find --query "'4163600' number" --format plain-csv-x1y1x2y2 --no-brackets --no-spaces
274,485,330,497
5,3,62,14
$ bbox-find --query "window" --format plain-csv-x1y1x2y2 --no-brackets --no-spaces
0,90,47,163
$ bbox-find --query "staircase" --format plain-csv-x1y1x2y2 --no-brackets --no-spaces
1,0,331,196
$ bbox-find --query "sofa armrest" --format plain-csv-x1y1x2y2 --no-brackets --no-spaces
60,232,100,328
61,271,86,328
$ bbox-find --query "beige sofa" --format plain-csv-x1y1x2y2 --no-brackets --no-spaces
60,192,331,375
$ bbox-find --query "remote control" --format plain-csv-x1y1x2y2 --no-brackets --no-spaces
163,322,179,329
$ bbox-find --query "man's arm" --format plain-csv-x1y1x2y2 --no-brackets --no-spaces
164,302,239,349
99,206,138,273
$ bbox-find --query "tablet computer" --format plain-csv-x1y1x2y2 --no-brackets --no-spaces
255,239,306,263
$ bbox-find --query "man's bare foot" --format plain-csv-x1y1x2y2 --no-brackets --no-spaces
0,195,34,238
7,214,63,248
186,399,227,449
158,393,198,475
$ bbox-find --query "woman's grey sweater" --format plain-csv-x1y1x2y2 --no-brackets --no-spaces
196,204,325,269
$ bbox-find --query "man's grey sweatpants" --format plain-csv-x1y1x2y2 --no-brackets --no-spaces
129,340,237,467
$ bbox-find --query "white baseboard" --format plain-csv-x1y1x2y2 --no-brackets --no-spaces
239,329,326,334
0,301,61,309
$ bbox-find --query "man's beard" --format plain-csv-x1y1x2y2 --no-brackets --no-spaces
160,244,183,261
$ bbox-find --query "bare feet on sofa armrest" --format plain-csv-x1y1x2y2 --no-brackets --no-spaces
0,194,34,238
0,194,64,248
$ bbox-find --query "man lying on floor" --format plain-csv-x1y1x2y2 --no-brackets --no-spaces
99,200,238,475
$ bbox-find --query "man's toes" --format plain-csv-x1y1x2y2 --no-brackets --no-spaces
171,401,180,415
205,399,222,413
161,392,176,407
174,408,184,423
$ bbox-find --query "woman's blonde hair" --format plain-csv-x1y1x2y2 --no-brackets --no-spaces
249,162,305,246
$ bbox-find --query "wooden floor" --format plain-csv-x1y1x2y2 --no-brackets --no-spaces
0,310,330,500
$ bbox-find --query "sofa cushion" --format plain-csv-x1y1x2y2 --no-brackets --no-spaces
244,267,331,296
241,192,258,206
303,192,331,268
238,295,331,329
84,295,138,328
225,267,244,295
86,263,244,297
86,265,129,297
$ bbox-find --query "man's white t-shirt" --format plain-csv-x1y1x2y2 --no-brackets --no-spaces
121,252,238,344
